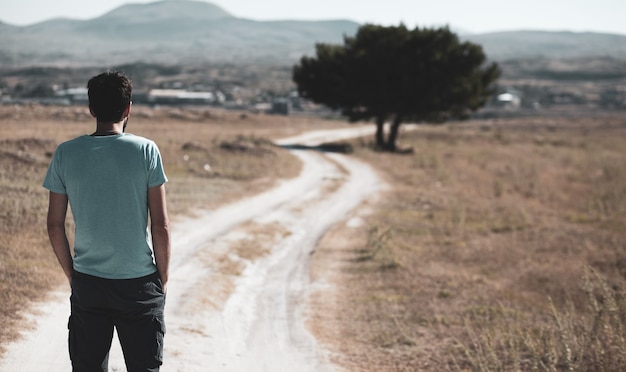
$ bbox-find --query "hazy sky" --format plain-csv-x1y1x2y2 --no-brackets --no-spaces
1,0,625,35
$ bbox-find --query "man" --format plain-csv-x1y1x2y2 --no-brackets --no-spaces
43,71,171,372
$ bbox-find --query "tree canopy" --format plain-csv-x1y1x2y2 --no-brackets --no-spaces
293,24,501,151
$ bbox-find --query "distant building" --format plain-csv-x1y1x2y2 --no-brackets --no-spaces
271,98,291,115
495,91,521,109
55,88,88,104
147,89,215,105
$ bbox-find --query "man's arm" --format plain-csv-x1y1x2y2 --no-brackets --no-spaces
148,184,171,292
46,191,73,284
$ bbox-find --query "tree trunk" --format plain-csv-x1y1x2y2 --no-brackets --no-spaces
375,117,385,150
386,115,403,151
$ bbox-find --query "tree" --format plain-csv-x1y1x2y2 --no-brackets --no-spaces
293,24,501,151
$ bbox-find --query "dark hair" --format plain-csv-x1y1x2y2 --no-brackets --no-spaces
87,71,132,122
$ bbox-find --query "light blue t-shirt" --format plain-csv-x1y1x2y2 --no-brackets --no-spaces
43,133,168,279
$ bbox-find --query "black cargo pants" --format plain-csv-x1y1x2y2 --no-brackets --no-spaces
69,270,166,372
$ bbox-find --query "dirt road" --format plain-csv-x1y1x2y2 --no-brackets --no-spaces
0,126,381,372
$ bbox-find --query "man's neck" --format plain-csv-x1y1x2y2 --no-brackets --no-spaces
91,121,125,136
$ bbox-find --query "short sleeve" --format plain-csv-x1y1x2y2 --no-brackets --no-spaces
43,146,67,194
147,142,168,188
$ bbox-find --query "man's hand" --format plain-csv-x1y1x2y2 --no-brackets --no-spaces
149,184,171,296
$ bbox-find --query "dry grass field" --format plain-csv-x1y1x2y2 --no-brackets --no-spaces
2,104,626,371
311,114,626,371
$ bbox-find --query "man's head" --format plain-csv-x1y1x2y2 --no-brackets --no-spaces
87,71,132,123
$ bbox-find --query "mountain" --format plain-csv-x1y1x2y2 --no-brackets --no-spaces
465,30,626,60
98,0,233,22
1,0,625,67
0,0,359,66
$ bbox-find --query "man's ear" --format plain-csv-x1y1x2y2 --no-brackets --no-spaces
123,103,132,118
89,106,96,118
